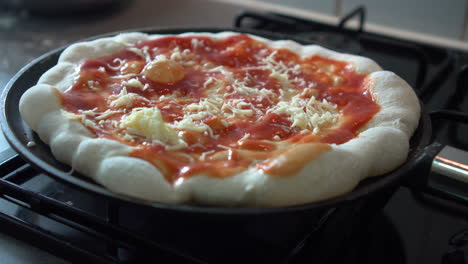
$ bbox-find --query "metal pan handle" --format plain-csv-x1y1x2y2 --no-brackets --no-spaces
406,110,468,212
432,145,468,185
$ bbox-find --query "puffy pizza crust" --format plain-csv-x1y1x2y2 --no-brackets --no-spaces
19,32,420,207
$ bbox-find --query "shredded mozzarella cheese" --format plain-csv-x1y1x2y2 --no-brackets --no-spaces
122,78,145,90
267,94,339,133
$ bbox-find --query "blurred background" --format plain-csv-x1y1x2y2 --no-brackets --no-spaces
256,0,467,41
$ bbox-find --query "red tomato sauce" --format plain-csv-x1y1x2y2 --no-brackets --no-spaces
59,34,380,183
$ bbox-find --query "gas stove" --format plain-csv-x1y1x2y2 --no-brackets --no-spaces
1,2,468,264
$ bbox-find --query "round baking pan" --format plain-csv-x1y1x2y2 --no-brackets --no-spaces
0,27,432,216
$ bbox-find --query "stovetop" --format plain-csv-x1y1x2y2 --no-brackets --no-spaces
1,1,468,264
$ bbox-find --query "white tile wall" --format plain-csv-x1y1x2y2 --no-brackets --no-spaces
341,0,466,40
256,0,336,15
257,0,468,41
463,12,468,41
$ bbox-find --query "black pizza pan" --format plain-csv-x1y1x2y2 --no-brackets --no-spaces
1,27,462,217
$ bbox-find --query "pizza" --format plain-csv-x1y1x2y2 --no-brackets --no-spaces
19,32,420,207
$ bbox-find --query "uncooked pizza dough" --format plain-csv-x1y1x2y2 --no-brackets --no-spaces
19,32,420,207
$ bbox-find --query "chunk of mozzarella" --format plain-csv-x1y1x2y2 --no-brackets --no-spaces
120,107,180,145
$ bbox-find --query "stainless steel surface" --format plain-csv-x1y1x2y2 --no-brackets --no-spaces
432,145,468,184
